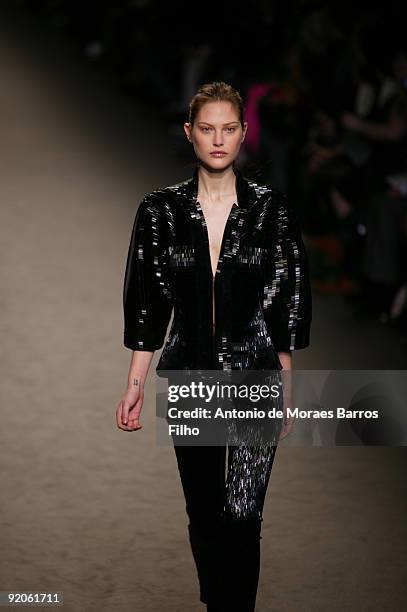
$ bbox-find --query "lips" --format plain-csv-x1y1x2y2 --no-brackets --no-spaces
210,152,227,156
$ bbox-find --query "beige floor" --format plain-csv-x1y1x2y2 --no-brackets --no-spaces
1,5,407,611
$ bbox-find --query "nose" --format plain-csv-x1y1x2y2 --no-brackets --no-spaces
213,131,224,146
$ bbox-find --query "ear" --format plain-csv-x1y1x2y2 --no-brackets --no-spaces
242,121,248,141
183,122,192,142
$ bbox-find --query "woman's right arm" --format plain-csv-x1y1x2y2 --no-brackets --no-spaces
116,350,154,431
117,194,174,432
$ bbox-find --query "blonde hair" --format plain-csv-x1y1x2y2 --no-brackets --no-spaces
188,81,245,127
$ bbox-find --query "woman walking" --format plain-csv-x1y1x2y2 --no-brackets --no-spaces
117,81,312,611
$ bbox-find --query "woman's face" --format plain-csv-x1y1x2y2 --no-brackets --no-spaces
184,101,247,171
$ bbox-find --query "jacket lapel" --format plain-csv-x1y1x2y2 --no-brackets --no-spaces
173,165,259,276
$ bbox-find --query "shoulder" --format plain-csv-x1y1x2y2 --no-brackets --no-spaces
247,179,302,235
139,177,192,207
236,170,285,200
245,176,291,214
135,186,177,220
251,179,287,204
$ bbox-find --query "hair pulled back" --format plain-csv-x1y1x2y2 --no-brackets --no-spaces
188,81,245,128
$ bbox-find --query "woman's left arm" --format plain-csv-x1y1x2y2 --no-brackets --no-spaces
278,351,292,370
262,192,312,354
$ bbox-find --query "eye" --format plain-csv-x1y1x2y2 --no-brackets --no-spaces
200,127,212,133
226,127,237,133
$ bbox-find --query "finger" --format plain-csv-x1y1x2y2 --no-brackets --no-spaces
127,406,143,429
128,413,143,429
116,401,136,431
118,390,144,431
128,421,143,431
127,413,142,430
128,395,143,423
122,398,133,425
116,401,125,428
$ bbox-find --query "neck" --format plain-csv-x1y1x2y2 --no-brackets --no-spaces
196,163,237,202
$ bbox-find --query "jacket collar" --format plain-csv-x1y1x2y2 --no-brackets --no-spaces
179,164,258,211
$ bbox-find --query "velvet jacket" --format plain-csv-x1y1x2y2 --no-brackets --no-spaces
123,166,312,372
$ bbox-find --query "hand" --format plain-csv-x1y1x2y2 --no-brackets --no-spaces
116,385,144,432
279,409,295,440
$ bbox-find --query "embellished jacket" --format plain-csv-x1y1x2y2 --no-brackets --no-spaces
123,166,312,372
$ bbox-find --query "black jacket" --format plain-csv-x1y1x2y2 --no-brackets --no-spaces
123,166,312,372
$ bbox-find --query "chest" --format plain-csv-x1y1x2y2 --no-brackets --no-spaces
198,198,238,277
167,197,274,285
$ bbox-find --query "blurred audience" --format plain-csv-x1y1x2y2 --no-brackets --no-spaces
351,45,407,327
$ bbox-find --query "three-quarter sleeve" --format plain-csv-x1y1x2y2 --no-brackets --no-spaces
123,194,174,351
262,193,312,352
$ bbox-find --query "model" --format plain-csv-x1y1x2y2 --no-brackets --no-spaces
117,81,312,612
